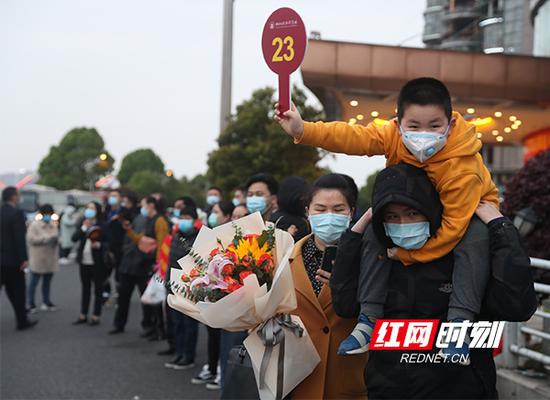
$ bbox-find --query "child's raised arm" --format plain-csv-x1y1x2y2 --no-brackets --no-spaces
275,103,389,157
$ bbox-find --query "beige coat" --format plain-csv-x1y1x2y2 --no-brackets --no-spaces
290,235,368,399
27,220,59,274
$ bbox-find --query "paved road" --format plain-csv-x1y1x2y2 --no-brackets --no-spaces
1,260,218,400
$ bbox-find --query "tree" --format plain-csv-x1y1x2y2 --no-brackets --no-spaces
501,150,550,260
118,148,165,185
127,170,166,199
178,174,210,209
357,170,380,211
38,127,114,190
207,86,327,193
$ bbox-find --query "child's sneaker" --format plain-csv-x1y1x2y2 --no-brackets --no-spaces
439,319,471,366
338,313,375,355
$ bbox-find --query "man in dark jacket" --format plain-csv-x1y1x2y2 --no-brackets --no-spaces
0,187,37,330
108,198,153,334
330,164,537,399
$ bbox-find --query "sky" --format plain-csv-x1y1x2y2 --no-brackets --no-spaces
0,0,426,187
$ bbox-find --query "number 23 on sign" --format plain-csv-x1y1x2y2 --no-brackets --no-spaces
272,36,295,62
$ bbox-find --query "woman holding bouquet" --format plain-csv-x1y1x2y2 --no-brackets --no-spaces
72,202,108,325
290,174,367,399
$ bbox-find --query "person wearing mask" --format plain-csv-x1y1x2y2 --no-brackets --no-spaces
26,204,59,313
120,191,139,221
231,204,248,221
245,173,278,222
58,200,78,264
270,176,311,242
289,173,367,399
208,200,234,228
110,196,169,335
205,187,222,210
108,197,152,335
172,196,200,229
330,163,537,398
72,202,107,326
103,189,126,302
220,176,279,391
164,205,201,370
200,200,235,390
1,187,37,331
231,186,246,207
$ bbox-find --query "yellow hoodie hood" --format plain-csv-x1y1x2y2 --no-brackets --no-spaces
430,111,481,162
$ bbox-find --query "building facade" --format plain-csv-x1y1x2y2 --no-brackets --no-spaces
532,0,550,56
423,0,533,54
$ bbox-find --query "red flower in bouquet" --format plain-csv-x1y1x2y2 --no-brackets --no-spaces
222,263,234,275
258,253,274,272
210,248,221,258
223,276,243,293
178,224,275,302
239,270,253,283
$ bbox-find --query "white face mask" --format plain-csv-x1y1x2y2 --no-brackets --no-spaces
400,125,450,163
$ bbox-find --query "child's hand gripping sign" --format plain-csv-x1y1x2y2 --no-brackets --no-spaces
262,7,307,115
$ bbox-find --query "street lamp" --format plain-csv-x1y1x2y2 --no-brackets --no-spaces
513,207,540,237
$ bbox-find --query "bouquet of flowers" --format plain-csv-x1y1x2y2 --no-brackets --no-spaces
175,224,276,302
167,212,320,400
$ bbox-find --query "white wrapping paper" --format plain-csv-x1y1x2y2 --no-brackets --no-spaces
167,212,320,399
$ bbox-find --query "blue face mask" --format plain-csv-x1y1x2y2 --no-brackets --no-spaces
42,214,52,223
84,208,96,220
246,196,267,214
140,207,149,218
173,209,181,218
178,219,193,234
383,222,430,250
309,213,350,245
206,195,220,206
208,213,219,228
232,198,241,207
108,196,119,206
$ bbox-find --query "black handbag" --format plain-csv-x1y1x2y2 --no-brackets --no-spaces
221,345,260,400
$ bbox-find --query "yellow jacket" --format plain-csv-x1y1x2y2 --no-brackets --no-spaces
297,112,499,265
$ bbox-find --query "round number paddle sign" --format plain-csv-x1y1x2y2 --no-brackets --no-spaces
262,7,307,114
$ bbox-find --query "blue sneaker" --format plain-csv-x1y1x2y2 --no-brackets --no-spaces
439,319,471,366
338,313,375,355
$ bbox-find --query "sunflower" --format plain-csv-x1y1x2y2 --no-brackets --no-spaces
230,235,271,262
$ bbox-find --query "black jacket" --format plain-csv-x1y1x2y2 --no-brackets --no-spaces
0,203,28,268
71,219,108,270
330,163,537,399
166,230,198,293
103,206,133,263
118,214,152,277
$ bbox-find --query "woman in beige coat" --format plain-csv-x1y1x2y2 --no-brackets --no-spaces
290,174,368,399
27,204,59,312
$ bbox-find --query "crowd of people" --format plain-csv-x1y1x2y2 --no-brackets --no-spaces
0,171,319,393
0,76,539,399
